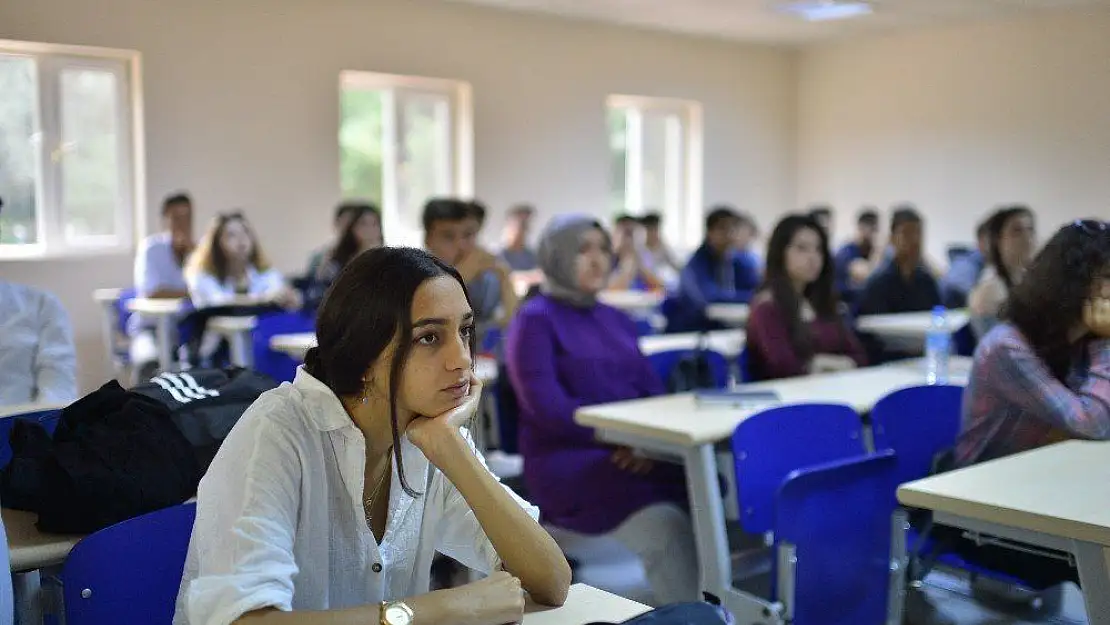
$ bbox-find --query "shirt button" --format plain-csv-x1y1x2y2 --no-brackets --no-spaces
372,563,383,573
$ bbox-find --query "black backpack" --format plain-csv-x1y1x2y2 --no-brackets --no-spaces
666,335,718,393
131,368,277,473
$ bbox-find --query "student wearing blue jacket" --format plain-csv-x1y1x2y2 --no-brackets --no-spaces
665,206,761,332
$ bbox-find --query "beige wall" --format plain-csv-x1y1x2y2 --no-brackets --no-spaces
0,0,797,391
797,7,1110,260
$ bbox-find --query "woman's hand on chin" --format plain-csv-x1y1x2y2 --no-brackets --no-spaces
407,371,483,463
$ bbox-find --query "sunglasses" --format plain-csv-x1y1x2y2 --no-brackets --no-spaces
1073,219,1109,235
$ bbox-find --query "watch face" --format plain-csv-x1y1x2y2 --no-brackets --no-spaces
385,605,413,625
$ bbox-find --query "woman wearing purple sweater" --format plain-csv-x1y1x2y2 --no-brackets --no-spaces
746,214,867,381
506,215,697,605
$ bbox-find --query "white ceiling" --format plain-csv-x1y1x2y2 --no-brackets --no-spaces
440,0,1107,44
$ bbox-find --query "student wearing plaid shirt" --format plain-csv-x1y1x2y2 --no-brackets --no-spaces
952,219,1110,590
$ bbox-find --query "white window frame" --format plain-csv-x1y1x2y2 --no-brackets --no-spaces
607,94,703,250
0,39,145,260
339,71,473,247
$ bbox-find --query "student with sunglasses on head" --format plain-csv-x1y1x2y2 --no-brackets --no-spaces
174,247,569,625
952,219,1110,589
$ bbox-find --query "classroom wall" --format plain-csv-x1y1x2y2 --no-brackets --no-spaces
796,6,1110,261
0,0,798,392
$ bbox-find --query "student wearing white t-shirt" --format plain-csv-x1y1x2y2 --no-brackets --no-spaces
184,211,299,309
174,247,570,625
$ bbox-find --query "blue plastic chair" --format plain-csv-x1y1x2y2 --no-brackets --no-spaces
871,385,965,489
62,502,196,625
0,409,62,471
252,311,316,382
731,403,866,534
648,349,729,390
774,451,900,625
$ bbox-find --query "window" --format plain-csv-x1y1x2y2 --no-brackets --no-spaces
608,95,702,248
339,71,472,247
0,40,141,258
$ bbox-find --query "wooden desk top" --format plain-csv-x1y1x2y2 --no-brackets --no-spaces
127,297,188,316
598,290,665,313
857,309,970,339
705,303,750,327
576,359,970,446
898,440,1110,547
524,584,649,624
639,329,746,359
92,287,123,304
3,508,84,573
0,402,67,419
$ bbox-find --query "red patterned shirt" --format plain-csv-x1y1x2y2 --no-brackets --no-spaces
956,324,1110,466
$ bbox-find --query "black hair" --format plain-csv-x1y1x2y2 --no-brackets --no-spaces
330,203,382,268
162,193,192,216
857,209,879,227
762,214,842,362
986,205,1034,290
334,201,366,226
976,218,992,240
890,205,923,234
305,247,474,496
1005,220,1110,381
705,205,740,231
508,203,534,218
808,205,833,221
467,200,488,227
614,213,639,226
640,212,663,228
422,198,471,232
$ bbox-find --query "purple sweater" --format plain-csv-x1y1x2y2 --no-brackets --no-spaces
505,294,688,534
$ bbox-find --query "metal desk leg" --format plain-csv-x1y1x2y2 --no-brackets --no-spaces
1073,541,1110,625
156,316,174,373
682,443,782,625
228,330,252,368
12,570,43,625
96,301,117,373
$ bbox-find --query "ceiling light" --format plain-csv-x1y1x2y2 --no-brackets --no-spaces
777,1,873,22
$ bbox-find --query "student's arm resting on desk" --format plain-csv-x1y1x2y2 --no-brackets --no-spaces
187,272,234,308
985,335,1110,439
33,291,77,403
421,429,570,606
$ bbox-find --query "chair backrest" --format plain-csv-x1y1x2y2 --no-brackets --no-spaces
252,311,317,382
62,502,197,625
731,403,865,534
775,451,899,625
113,287,139,336
0,409,61,470
648,349,729,391
871,384,964,487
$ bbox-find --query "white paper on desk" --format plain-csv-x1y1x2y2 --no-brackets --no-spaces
693,390,781,410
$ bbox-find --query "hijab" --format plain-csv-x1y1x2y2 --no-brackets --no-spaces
539,214,609,308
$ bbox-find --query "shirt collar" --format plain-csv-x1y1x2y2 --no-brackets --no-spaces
291,367,357,432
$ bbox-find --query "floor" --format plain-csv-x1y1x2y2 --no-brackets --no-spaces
569,542,1090,624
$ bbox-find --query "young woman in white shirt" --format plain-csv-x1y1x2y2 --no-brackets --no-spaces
184,211,301,310
174,246,570,625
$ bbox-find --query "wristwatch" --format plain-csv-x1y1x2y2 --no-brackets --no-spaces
379,600,414,625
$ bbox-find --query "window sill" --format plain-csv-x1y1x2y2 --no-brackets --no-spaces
0,245,134,262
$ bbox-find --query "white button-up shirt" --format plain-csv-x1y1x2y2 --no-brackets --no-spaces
0,281,77,407
174,368,538,625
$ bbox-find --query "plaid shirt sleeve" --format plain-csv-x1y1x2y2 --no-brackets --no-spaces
988,334,1110,440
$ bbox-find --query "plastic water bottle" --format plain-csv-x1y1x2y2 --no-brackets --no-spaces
924,305,951,385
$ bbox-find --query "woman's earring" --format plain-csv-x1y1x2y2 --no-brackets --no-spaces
361,379,373,404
